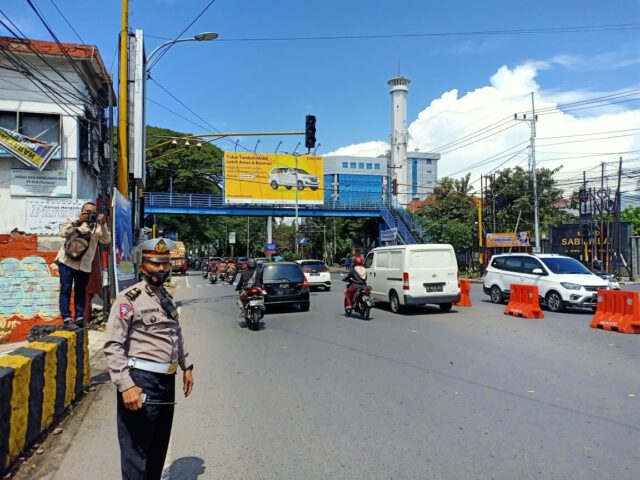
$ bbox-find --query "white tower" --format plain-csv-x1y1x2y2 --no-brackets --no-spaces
388,76,411,206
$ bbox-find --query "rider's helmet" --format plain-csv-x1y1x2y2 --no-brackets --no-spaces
354,256,364,266
247,258,257,269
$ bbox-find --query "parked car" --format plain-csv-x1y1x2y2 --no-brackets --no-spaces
256,262,310,311
268,167,319,191
296,259,331,290
363,244,460,313
482,253,610,312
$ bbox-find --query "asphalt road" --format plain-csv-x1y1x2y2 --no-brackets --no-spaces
21,271,639,480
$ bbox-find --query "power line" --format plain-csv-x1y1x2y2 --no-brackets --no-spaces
48,0,85,44
146,0,218,71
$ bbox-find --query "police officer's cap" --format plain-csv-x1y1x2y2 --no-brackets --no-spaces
137,238,176,263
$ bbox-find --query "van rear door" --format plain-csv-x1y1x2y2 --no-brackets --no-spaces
407,248,458,297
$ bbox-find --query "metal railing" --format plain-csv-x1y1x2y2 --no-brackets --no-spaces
380,205,417,244
144,192,383,211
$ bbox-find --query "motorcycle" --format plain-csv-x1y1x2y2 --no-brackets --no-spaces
238,286,265,331
208,270,218,284
344,285,373,320
593,270,621,290
227,268,236,285
201,267,209,279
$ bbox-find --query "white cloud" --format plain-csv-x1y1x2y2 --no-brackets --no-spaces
328,61,640,190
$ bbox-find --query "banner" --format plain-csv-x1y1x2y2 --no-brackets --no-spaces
11,168,71,197
112,189,135,291
224,152,323,205
380,228,398,242
486,231,531,248
25,198,89,234
0,126,60,170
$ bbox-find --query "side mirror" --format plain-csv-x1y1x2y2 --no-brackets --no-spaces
532,268,544,275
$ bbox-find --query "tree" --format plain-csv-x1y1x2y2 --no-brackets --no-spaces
621,206,640,235
483,166,576,235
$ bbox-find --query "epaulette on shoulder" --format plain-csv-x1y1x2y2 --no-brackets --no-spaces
125,288,142,301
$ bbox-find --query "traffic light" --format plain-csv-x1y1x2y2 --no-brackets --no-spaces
305,115,316,149
392,178,398,196
581,222,591,241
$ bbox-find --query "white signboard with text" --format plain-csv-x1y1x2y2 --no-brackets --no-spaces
25,199,88,235
10,168,72,197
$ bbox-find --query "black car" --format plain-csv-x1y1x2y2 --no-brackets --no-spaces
256,262,310,311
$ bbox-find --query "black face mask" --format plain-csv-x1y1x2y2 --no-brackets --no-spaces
145,270,169,286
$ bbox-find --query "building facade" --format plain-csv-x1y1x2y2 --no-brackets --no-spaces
0,37,113,234
323,155,387,206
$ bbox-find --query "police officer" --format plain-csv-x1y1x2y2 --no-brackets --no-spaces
104,238,194,480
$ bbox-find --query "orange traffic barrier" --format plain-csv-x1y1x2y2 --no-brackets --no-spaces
504,284,544,319
590,289,640,334
455,279,472,307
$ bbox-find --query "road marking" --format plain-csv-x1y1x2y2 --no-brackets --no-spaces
185,276,190,288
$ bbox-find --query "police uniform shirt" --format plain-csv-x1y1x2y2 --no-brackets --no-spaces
104,280,193,392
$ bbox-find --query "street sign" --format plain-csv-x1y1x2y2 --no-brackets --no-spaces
298,236,308,245
266,242,277,254
380,228,397,242
229,232,236,244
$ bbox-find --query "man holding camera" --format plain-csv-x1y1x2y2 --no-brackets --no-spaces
55,201,111,327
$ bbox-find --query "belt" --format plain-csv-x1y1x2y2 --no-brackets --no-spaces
128,357,178,375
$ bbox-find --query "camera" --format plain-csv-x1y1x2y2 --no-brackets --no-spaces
87,211,98,225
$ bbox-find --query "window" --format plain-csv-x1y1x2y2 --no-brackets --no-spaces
491,257,506,270
389,251,402,269
375,252,389,268
19,112,60,144
358,163,364,169
364,254,374,268
0,111,16,130
522,257,543,274
366,163,372,169
262,264,304,282
374,163,380,169
541,257,591,275
504,257,523,273
350,162,356,169
342,162,348,168
427,159,432,165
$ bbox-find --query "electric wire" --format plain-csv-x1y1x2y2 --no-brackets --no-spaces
47,0,85,44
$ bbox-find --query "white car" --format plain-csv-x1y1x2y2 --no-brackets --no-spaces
482,253,610,312
269,167,319,191
296,260,331,290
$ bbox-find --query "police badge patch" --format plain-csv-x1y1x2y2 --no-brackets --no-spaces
119,303,133,319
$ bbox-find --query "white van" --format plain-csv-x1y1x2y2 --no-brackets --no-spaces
363,244,460,313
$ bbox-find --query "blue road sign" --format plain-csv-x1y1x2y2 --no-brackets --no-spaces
299,236,308,245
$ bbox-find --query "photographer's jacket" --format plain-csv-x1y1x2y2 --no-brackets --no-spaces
55,217,111,272
104,281,193,392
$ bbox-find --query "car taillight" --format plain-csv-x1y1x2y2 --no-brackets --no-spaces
403,272,409,291
321,268,330,273
302,277,309,289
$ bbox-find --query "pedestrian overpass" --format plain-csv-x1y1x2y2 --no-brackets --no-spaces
144,192,428,244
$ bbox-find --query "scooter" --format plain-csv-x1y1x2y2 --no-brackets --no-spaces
209,270,218,284
238,287,265,331
344,285,374,320
201,267,209,279
227,268,236,285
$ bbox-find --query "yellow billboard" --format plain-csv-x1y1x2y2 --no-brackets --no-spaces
224,152,324,205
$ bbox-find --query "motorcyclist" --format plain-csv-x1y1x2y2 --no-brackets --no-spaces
236,259,261,311
218,259,228,278
344,256,367,313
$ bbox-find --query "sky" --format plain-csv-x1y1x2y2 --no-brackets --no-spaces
2,0,640,193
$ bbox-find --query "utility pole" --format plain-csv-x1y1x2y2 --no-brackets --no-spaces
117,0,129,196
246,216,250,257
615,157,622,274
514,93,540,252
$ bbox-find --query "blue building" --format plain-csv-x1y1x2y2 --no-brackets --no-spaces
323,156,387,207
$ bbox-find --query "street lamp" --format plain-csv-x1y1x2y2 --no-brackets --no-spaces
146,32,219,77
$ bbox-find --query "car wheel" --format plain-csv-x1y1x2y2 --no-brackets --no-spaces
297,181,304,190
439,302,453,312
270,180,279,190
545,291,564,313
300,301,310,312
389,291,401,314
285,186,292,190
490,285,504,304
310,187,318,191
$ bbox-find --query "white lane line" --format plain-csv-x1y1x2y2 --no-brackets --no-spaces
185,275,191,288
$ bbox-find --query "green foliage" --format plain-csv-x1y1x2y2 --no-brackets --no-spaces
483,166,576,235
414,174,477,254
621,206,640,235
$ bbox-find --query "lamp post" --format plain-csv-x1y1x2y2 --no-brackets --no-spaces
146,32,218,77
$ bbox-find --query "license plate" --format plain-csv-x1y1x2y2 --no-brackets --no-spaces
425,284,444,293
310,273,319,276
249,299,264,306
279,283,289,289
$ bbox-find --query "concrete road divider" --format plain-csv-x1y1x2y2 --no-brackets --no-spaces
590,289,640,334
0,328,89,473
504,284,544,319
454,279,472,307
